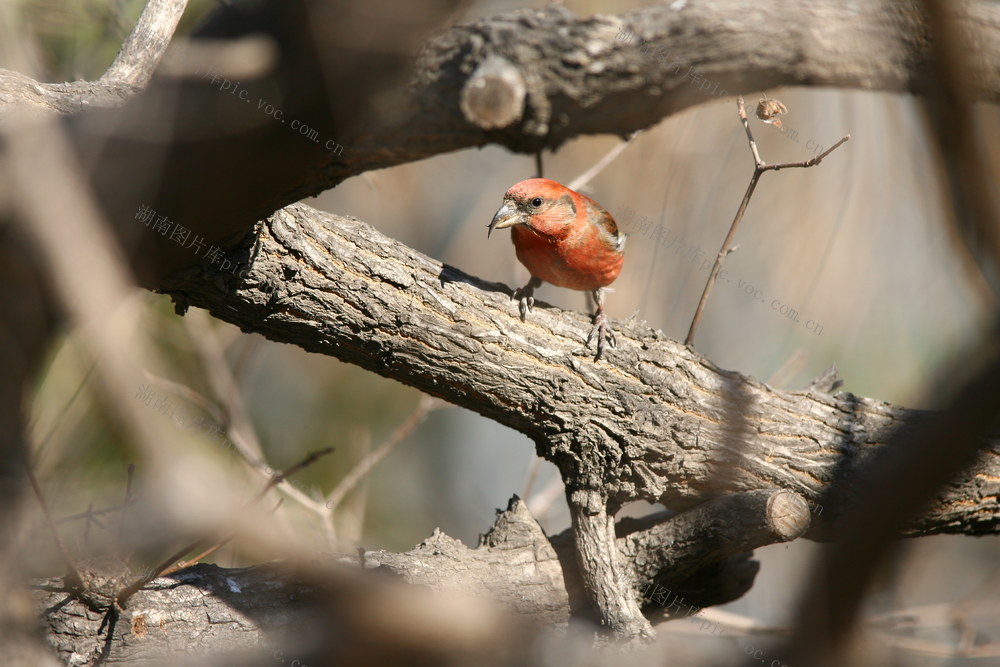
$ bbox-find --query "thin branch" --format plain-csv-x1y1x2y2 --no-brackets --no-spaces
81,502,95,547
566,131,641,192
169,542,229,573
143,371,228,429
183,310,266,461
115,464,136,544
181,311,326,524
766,136,851,172
22,458,83,589
30,354,98,463
58,499,137,524
165,449,334,575
147,317,330,518
326,396,439,516
160,447,335,576
262,447,335,494
684,95,850,346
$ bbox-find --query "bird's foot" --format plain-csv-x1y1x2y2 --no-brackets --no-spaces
585,310,616,361
513,287,534,320
512,277,542,321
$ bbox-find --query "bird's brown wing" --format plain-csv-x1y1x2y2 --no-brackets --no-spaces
583,196,627,253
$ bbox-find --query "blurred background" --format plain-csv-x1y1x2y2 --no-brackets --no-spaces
10,0,999,663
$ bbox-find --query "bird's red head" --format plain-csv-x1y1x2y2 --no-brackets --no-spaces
487,178,581,239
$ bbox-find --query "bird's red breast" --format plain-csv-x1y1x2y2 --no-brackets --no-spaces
489,178,625,292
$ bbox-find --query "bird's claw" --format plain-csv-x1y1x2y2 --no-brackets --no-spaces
585,311,616,361
512,277,542,322
512,288,535,321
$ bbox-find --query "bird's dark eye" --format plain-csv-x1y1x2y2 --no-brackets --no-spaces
530,197,543,208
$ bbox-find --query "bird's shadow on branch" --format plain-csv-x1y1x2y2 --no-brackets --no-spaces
437,264,555,312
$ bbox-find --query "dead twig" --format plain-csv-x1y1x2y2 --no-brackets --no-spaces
115,464,135,545
685,96,850,346
567,131,641,192
325,396,440,543
58,499,137,524
179,311,329,519
23,458,83,589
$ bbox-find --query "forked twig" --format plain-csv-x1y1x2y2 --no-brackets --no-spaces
685,96,850,346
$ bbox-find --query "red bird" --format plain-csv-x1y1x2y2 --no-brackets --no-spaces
488,178,626,360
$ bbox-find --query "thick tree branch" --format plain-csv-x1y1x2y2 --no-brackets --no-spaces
5,1,1000,286
0,0,187,114
161,203,1000,540
334,0,1000,186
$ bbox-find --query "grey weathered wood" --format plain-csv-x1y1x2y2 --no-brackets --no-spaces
163,203,1000,541
324,0,1000,184
566,487,654,639
99,0,189,88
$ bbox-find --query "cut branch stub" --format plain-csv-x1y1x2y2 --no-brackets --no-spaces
460,56,526,130
621,489,811,589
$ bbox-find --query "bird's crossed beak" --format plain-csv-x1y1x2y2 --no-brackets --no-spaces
487,201,523,238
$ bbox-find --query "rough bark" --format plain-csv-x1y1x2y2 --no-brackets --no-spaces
566,488,653,639
162,202,1000,542
335,0,1000,185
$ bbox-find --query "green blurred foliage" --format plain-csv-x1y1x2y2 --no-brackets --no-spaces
16,0,213,80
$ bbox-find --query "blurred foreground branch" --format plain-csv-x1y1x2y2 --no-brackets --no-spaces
35,494,803,664
4,0,1000,650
